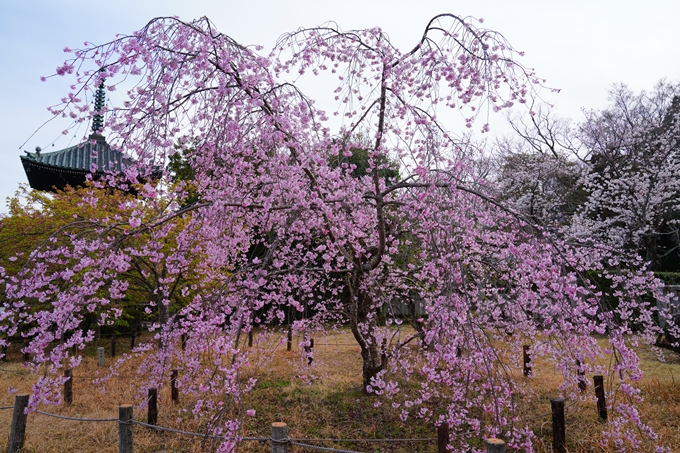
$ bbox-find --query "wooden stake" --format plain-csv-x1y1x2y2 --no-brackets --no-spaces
437,423,450,453
148,388,158,426
485,438,506,453
304,338,314,365
271,422,289,453
22,339,30,363
551,398,566,453
593,375,608,421
64,369,73,405
171,370,179,402
118,405,133,453
523,345,531,377
8,394,29,453
577,360,586,392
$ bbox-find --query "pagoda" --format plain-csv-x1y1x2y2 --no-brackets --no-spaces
20,83,133,192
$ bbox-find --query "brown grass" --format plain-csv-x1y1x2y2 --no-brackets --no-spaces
1,331,680,452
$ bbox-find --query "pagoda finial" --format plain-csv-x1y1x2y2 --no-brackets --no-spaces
91,79,106,135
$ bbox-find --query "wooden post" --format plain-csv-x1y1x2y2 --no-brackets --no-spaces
437,423,449,453
551,398,566,453
7,394,29,453
22,339,30,363
485,438,506,453
381,337,388,363
118,405,133,453
97,347,105,367
181,333,187,351
593,375,608,421
111,336,117,358
248,330,253,347
523,345,531,377
64,369,73,405
171,370,179,402
577,360,586,392
148,388,158,426
286,326,292,352
304,338,314,365
271,422,288,453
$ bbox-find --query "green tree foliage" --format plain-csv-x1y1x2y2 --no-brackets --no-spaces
0,184,196,337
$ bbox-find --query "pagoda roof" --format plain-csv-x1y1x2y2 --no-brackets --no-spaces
20,134,135,192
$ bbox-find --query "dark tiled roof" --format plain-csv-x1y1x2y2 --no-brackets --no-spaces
20,134,136,192
21,134,132,172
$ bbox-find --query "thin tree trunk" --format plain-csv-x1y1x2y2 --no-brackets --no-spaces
348,273,385,393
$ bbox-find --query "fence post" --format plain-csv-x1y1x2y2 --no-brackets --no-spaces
22,339,30,363
304,338,314,365
97,347,105,367
181,333,187,351
111,336,117,358
485,438,506,453
523,345,531,377
576,360,586,392
64,369,73,405
593,375,608,421
118,405,133,453
551,398,566,453
171,370,179,402
286,326,292,352
271,422,288,453
148,388,158,426
7,393,29,453
437,423,449,453
248,330,253,347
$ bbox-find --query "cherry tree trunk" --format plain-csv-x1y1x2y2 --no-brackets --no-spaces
348,277,385,393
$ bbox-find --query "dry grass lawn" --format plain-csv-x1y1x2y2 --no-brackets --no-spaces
0,330,679,452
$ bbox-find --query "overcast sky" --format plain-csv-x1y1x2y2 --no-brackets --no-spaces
1,0,678,213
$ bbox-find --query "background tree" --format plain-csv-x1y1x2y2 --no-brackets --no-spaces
0,183,195,346
573,81,680,272
497,81,680,360
492,104,585,228
0,16,670,452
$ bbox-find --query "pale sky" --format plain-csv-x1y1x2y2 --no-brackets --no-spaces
1,0,678,213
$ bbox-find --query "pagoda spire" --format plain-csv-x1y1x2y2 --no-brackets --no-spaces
91,80,106,135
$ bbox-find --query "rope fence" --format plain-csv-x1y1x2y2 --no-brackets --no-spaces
290,437,435,443
129,418,268,441
3,381,604,453
1,342,607,453
5,394,443,453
